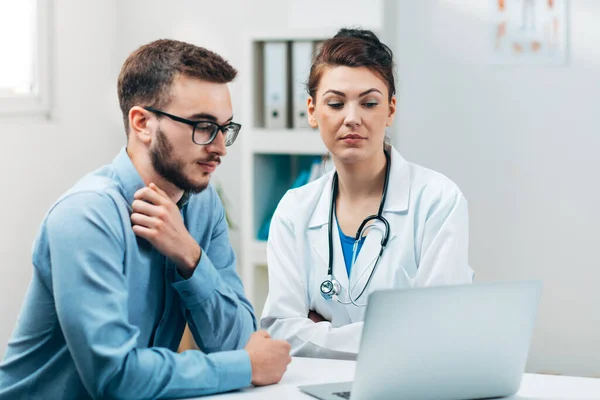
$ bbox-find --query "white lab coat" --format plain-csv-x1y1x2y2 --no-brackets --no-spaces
260,147,473,359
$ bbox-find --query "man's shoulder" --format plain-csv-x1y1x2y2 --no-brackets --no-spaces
32,165,130,270
46,165,129,226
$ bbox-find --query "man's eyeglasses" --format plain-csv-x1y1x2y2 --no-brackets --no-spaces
144,107,241,146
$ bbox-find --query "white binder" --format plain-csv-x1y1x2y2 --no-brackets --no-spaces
291,41,313,129
263,42,288,129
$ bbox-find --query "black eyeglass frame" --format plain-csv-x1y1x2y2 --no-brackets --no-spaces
143,106,241,146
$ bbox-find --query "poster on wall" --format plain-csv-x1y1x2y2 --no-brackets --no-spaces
490,0,568,65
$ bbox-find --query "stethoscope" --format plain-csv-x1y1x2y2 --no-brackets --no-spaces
319,149,391,307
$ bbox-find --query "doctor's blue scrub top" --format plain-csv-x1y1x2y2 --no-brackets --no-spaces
337,220,365,277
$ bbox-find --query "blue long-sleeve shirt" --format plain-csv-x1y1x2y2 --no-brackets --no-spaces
0,147,256,400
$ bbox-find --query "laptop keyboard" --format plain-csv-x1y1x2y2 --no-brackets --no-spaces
333,391,351,399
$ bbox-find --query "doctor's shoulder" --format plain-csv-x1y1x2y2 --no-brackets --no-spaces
273,172,332,222
406,161,468,213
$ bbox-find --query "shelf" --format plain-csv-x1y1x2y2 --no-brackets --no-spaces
250,129,328,155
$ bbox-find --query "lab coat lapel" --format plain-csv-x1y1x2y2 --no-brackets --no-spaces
308,172,350,296
346,148,411,307
309,219,350,292
348,221,385,296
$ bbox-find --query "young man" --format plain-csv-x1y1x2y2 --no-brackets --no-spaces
0,39,291,399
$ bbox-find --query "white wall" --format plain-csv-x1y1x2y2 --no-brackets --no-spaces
384,0,600,377
0,0,124,355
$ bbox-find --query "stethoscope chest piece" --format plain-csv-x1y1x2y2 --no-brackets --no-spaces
320,277,341,300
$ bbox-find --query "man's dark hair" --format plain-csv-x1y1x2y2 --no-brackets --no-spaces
117,39,237,136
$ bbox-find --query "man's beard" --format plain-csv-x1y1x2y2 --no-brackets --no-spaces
150,127,209,194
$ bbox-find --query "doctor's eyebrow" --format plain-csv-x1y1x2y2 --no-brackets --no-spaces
322,88,383,97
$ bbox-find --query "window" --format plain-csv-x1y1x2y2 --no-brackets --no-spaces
0,0,51,116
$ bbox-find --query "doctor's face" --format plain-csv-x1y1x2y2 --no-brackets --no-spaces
307,66,396,164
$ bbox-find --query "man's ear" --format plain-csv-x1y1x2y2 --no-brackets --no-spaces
129,106,153,145
307,96,318,129
386,96,397,127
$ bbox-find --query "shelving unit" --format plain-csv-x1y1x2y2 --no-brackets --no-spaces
239,30,332,318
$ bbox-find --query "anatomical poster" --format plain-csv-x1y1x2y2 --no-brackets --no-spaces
491,0,568,65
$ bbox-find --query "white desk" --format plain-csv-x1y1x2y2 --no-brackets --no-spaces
185,357,600,400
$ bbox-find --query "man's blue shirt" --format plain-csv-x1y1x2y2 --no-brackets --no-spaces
0,148,256,399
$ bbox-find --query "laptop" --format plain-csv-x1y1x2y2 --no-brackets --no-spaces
299,280,542,400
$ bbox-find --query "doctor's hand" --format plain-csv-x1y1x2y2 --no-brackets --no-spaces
245,331,291,386
131,183,200,279
308,310,328,323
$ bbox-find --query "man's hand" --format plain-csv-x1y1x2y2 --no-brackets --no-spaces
245,331,291,386
131,183,200,278
308,310,327,323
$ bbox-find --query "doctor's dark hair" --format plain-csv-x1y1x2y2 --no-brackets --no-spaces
117,39,237,137
307,28,396,101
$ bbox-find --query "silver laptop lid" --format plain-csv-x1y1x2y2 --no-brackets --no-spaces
351,281,542,400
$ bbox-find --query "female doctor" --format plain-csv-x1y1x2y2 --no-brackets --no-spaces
260,28,474,359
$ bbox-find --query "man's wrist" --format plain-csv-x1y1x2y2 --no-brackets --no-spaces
176,240,201,279
245,350,257,385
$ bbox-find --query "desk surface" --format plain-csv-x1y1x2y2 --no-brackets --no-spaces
185,357,600,400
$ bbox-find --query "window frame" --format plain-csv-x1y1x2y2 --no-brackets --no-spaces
0,0,52,117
